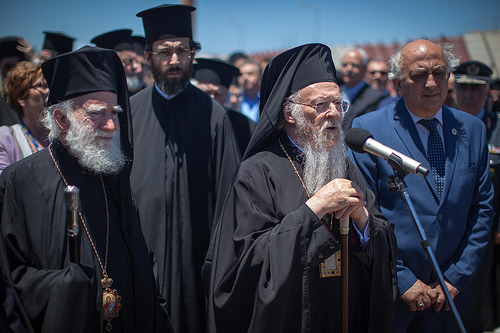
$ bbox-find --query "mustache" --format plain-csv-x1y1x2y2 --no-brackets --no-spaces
167,66,183,73
322,120,341,129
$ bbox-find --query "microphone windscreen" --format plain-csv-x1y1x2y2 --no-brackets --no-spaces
345,128,373,153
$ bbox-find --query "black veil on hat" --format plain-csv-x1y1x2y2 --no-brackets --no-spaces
136,4,195,45
42,46,133,160
42,31,75,55
243,43,338,159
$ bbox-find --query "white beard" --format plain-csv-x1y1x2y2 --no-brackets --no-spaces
293,112,347,195
126,74,144,93
64,113,126,175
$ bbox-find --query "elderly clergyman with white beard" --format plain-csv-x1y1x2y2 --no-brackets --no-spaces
0,46,170,333
203,43,397,333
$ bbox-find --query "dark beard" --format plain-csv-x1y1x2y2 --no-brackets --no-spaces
150,58,192,96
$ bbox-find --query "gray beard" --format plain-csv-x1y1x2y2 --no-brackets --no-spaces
293,113,347,195
65,114,126,175
126,74,144,93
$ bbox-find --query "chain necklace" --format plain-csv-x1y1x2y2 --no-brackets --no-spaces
279,137,343,278
279,138,334,229
48,143,121,331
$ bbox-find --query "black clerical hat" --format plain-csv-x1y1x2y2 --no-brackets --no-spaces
131,35,145,54
194,58,240,88
454,60,493,85
136,4,195,45
42,31,75,54
91,29,134,52
42,46,125,106
0,36,26,60
244,43,338,160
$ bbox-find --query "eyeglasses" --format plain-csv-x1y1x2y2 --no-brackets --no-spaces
148,47,193,60
31,81,49,94
291,100,350,114
121,57,142,67
369,70,388,76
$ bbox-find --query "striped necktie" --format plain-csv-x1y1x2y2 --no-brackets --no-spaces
419,118,446,198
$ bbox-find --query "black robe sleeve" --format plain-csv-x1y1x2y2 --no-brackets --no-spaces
0,160,100,333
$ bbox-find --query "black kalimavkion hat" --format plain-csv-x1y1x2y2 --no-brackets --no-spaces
194,58,240,88
42,31,75,55
136,4,195,45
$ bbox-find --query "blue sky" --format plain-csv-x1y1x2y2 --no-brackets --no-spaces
1,0,499,58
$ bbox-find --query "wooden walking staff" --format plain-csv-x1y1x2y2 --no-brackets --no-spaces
340,216,349,333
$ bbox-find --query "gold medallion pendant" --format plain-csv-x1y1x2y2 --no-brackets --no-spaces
102,274,122,331
319,250,342,278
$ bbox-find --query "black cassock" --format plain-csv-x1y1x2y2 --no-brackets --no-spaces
0,141,168,333
205,132,397,333
129,84,241,333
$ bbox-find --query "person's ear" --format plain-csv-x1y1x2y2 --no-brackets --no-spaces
53,108,70,132
144,51,151,63
282,104,296,125
392,78,401,91
17,98,26,108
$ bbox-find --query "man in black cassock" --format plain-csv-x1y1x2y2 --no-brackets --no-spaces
193,57,256,155
129,4,241,333
204,43,397,332
0,46,170,332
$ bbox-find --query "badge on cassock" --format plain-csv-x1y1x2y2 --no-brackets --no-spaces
319,250,341,277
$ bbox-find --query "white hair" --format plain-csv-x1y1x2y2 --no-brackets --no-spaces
286,94,347,195
389,41,460,80
41,100,74,142
41,98,126,175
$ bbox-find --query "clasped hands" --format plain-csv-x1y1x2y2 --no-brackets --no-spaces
400,279,460,312
306,178,369,231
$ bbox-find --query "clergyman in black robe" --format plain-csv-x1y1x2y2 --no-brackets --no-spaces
204,43,397,333
130,5,241,333
193,57,256,156
0,47,169,332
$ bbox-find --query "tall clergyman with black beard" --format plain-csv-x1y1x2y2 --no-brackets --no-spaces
129,4,241,333
203,43,397,333
0,46,170,333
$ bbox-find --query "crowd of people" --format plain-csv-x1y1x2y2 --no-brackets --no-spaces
0,3,499,333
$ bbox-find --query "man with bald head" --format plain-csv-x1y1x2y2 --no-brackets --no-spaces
350,39,494,332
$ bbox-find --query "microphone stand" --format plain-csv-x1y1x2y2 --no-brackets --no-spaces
340,217,349,333
385,154,466,333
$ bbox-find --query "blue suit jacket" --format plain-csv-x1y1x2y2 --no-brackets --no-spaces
349,99,494,309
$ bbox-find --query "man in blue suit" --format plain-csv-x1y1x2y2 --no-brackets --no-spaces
349,39,494,332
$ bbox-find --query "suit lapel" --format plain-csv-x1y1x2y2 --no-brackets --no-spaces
440,106,459,203
392,99,440,200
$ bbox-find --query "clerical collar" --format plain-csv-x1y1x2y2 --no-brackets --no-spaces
154,81,189,100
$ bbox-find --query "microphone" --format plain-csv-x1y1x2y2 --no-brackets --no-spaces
65,186,81,264
345,128,429,178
